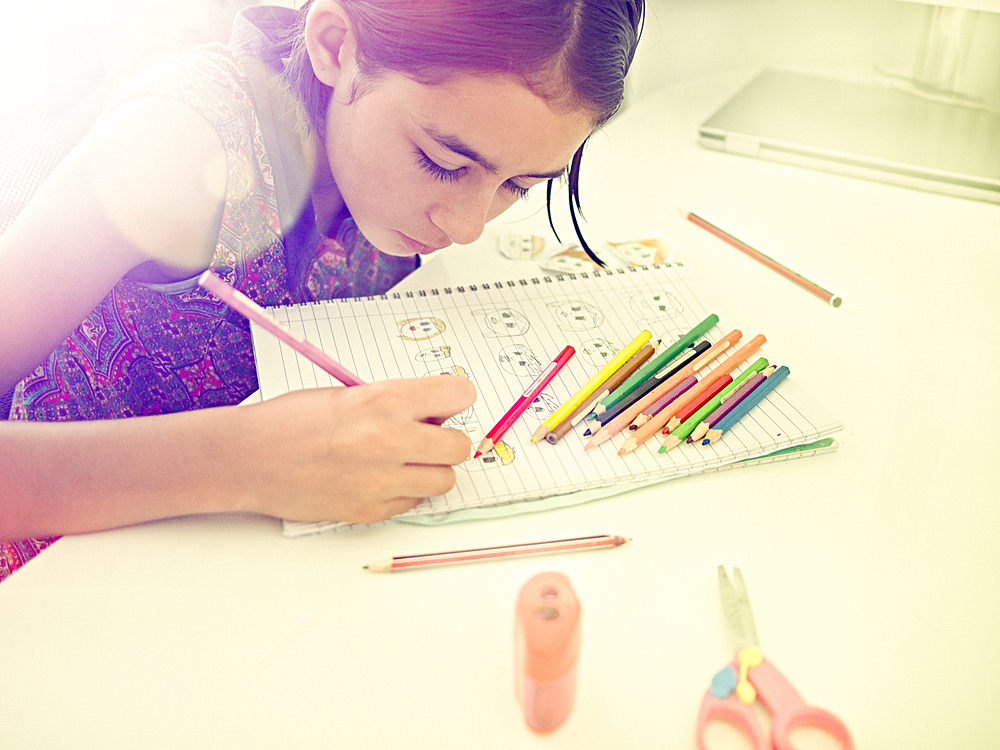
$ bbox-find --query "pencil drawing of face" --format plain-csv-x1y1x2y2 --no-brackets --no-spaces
579,338,617,367
498,343,543,377
415,345,452,361
398,317,446,340
629,291,683,320
549,300,603,330
479,308,530,337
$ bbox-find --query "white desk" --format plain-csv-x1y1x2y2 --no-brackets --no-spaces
2,70,998,749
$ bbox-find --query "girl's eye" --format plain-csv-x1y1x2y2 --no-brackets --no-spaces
502,180,531,200
416,150,464,183
417,148,532,200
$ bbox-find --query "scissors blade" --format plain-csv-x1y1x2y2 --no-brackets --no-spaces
718,565,760,650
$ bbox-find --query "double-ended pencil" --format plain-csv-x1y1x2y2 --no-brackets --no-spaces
363,534,632,572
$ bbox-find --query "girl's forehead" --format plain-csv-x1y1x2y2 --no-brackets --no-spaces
384,71,595,169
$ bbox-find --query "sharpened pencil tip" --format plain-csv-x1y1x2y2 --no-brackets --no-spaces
473,451,482,458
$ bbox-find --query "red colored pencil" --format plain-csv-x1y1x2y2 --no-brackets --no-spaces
475,345,575,458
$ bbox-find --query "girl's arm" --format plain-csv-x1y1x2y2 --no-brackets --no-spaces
0,95,226,394
0,376,475,540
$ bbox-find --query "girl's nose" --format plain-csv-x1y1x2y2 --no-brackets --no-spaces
429,188,495,246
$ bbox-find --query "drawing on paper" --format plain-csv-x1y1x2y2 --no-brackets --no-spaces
476,308,531,337
498,343,543,377
415,345,453,362
578,337,618,368
629,290,683,321
398,317,446,340
548,300,603,331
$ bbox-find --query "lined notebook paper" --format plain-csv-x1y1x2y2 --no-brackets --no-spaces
249,263,842,534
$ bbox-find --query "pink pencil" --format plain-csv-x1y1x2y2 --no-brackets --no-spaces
475,345,575,458
198,270,365,387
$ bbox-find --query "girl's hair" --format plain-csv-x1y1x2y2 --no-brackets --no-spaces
279,0,645,264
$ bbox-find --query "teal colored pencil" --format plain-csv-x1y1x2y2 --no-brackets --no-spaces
658,357,769,453
590,313,719,418
702,365,790,445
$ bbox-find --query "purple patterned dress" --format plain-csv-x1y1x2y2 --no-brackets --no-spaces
2,8,417,582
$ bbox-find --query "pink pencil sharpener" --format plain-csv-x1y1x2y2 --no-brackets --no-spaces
515,571,581,733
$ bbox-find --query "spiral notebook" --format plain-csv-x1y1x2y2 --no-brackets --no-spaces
249,262,842,535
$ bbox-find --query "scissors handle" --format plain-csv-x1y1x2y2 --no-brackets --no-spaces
696,685,768,750
750,657,855,750
697,654,854,750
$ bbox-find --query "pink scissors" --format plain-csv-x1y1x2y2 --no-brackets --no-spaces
696,567,854,750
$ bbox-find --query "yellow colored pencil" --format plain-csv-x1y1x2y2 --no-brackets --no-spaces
532,330,652,442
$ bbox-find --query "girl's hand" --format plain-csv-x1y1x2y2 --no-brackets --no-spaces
233,375,476,524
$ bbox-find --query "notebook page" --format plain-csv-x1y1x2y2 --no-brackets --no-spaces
249,263,842,524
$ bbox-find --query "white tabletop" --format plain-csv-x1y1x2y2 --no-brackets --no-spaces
2,69,998,749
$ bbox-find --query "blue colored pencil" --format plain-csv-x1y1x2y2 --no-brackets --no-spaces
701,365,790,445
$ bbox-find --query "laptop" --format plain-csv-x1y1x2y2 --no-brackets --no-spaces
698,68,1000,204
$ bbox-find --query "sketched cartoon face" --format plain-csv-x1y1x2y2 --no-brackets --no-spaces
500,234,545,260
498,344,543,377
398,317,446,340
629,291,683,320
579,338,617,367
480,308,530,336
549,300,603,330
415,346,452,362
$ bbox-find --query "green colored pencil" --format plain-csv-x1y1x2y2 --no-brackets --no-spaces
659,356,770,453
590,313,719,418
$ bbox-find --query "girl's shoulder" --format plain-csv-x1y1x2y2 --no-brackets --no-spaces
108,43,256,135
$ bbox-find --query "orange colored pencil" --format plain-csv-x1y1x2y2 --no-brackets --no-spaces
584,329,743,449
618,334,767,455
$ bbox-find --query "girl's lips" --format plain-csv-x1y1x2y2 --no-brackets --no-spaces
399,232,446,255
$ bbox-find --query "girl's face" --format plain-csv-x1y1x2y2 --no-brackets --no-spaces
323,71,595,257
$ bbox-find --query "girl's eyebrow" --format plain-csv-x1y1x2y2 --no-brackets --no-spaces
423,125,567,181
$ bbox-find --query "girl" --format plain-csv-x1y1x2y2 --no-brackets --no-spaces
0,0,644,580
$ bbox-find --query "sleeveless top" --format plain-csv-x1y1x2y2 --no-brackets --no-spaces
1,7,418,582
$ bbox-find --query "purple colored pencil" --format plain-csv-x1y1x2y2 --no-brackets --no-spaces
702,368,773,428
628,375,698,430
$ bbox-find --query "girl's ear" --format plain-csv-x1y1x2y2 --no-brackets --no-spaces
304,0,358,88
